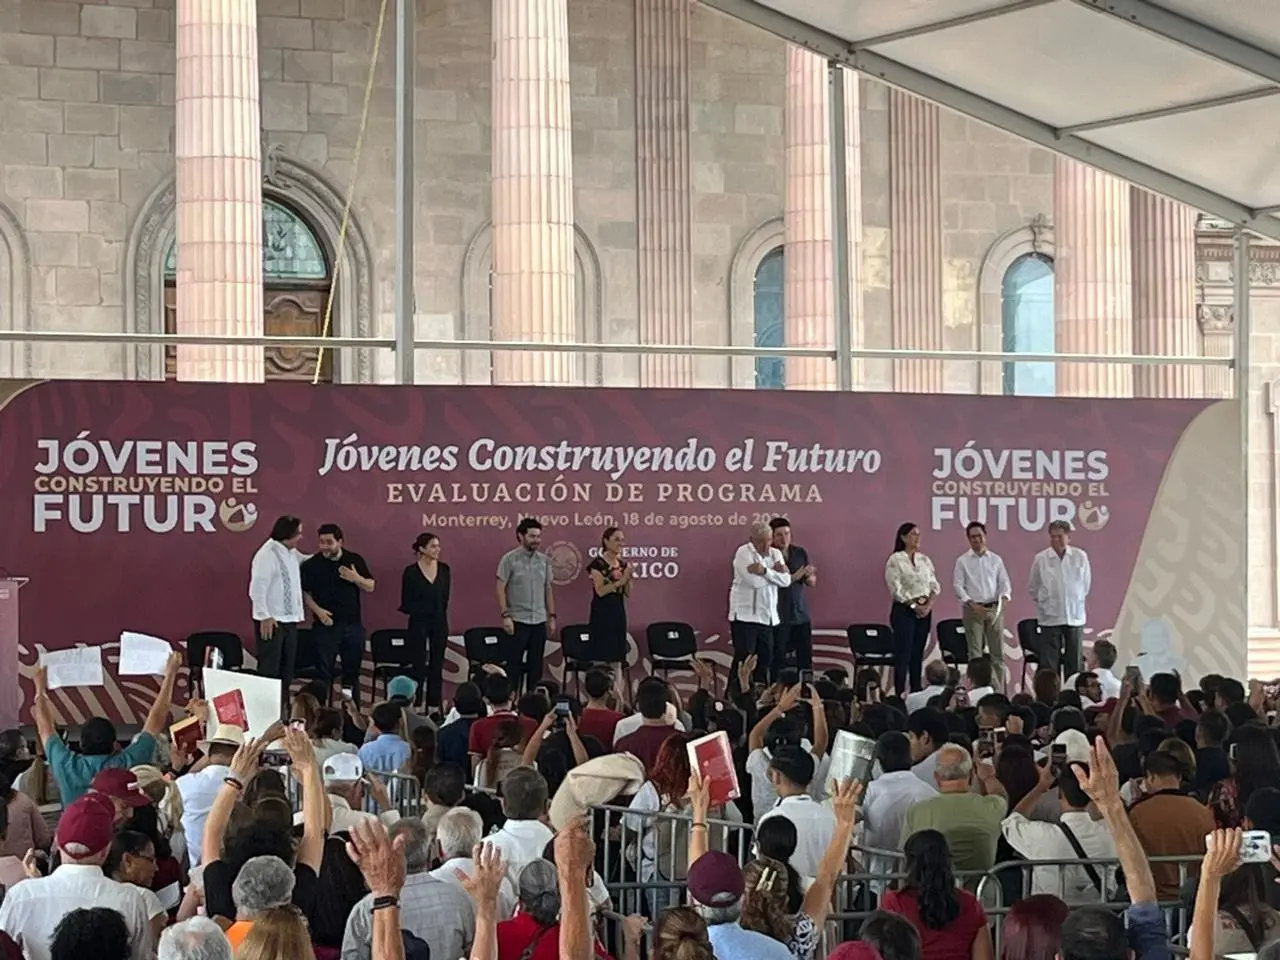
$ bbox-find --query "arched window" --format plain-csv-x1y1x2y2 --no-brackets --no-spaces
1001,253,1054,395
753,246,785,390
164,199,328,280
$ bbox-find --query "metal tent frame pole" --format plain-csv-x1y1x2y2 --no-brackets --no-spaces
1234,230,1252,661
393,0,416,385
829,60,853,392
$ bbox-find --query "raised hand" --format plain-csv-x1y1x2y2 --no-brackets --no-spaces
346,818,406,898
457,842,506,907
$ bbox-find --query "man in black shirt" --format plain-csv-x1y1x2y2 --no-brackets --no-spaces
770,516,816,677
301,523,375,704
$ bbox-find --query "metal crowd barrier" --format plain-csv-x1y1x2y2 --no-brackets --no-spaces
281,766,425,820
587,803,1204,957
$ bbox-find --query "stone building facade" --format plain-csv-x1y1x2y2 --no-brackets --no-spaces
0,0,1279,663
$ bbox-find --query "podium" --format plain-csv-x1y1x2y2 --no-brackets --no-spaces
0,578,25,729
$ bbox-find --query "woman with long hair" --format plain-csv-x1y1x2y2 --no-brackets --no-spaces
653,907,714,960
1000,896,1069,960
1211,723,1280,828
754,816,805,913
131,765,185,867
992,741,1041,812
885,522,940,695
624,733,694,914
238,905,316,960
587,527,632,665
881,830,992,960
409,725,436,787
0,770,48,861
400,532,451,711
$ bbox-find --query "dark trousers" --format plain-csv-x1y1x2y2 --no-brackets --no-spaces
256,620,298,709
1038,624,1084,677
313,622,366,704
772,621,814,677
729,620,774,695
889,601,930,695
409,615,449,708
508,621,548,695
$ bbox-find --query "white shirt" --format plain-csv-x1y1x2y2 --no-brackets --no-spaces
292,794,400,834
176,763,232,867
1027,545,1091,627
912,750,941,786
905,685,948,714
728,542,791,626
1065,666,1122,704
249,537,307,623
953,550,1012,605
431,856,517,920
968,685,994,703
1001,809,1117,903
885,551,941,605
757,794,835,880
486,819,611,909
612,708,685,747
858,770,937,879
744,740,821,822
0,864,154,960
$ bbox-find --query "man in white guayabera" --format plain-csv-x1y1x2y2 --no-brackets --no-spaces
1027,520,1092,678
953,521,1012,692
728,520,792,692
249,515,309,707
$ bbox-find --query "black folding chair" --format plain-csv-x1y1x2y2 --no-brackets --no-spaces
370,628,416,702
463,626,526,690
185,631,244,697
936,619,969,667
645,621,701,685
846,623,894,688
560,623,635,703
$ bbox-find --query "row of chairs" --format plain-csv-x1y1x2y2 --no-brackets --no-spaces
848,617,1049,689
181,621,703,702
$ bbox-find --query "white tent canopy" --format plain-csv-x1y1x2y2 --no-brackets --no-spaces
700,0,1280,241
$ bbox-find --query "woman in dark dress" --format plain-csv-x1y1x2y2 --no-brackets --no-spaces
399,532,451,710
587,526,631,664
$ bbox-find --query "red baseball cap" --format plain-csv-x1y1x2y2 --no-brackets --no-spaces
90,768,151,808
56,794,116,857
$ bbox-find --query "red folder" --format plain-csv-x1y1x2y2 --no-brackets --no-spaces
687,731,740,807
212,688,247,730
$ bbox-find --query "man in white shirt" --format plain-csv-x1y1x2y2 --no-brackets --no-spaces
906,709,949,786
905,660,950,714
0,794,154,960
1065,638,1122,703
728,521,792,690
953,521,1012,692
429,807,517,919
998,760,1116,903
858,732,936,885
249,514,309,697
755,747,835,880
1027,520,1092,677
177,724,244,868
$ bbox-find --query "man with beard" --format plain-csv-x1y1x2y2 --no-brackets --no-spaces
301,523,375,704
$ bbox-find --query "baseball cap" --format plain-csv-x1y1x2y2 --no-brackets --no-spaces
91,767,151,808
323,753,364,783
387,676,418,701
1053,729,1092,765
686,851,744,907
56,793,116,857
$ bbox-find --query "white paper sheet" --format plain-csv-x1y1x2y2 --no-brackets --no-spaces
200,667,281,738
118,631,172,676
42,647,104,690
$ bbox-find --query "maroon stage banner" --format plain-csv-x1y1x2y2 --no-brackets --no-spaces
0,380,1216,724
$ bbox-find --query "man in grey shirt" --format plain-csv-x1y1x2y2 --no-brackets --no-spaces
496,517,556,692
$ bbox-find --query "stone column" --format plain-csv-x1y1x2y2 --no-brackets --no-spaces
1132,189,1199,397
174,0,264,381
636,0,692,387
491,0,576,385
784,48,865,390
888,90,943,392
1199,305,1234,399
1053,159,1132,396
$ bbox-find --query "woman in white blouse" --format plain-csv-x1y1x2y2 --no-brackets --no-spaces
884,522,941,695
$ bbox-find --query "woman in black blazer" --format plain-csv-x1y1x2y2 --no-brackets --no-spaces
399,532,451,710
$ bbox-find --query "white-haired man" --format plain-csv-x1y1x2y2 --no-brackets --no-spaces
429,807,517,919
728,520,792,690
292,754,400,834
158,917,233,960
900,744,1006,875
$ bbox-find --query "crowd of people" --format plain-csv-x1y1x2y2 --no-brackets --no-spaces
1,629,1279,960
